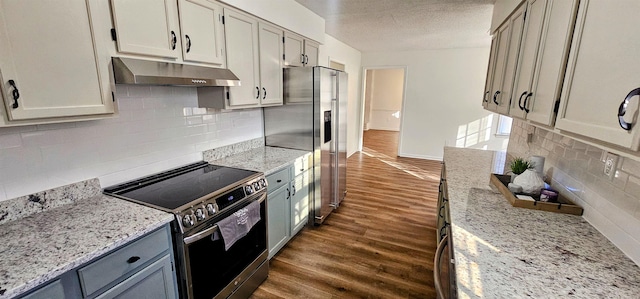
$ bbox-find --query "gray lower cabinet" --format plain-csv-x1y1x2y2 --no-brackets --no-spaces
18,224,178,299
267,182,290,259
266,158,311,259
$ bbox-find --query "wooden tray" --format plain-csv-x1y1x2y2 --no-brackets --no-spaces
490,174,583,216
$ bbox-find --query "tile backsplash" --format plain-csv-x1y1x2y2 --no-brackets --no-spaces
0,85,263,202
508,119,640,264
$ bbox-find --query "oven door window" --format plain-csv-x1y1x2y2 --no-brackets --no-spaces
185,199,267,299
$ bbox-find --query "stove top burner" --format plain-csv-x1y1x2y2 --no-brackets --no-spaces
103,162,260,211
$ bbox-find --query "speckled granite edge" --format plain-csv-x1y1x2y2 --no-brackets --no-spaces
0,178,101,225
202,137,264,161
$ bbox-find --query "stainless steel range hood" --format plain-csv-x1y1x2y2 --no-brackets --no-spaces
112,57,240,87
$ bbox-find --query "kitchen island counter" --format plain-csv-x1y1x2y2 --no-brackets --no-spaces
443,147,640,298
0,194,173,298
206,146,310,175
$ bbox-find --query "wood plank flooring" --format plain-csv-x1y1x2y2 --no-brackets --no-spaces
250,130,441,299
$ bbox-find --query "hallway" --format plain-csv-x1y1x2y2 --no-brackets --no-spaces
250,130,441,298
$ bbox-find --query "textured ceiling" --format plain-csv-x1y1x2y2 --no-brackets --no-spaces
294,0,495,52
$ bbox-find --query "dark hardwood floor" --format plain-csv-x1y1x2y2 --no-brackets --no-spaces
250,130,441,299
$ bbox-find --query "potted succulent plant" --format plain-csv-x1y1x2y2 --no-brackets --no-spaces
509,157,534,181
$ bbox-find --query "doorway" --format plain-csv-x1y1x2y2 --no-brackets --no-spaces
360,67,407,157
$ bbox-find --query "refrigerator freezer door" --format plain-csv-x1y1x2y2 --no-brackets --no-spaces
318,67,336,223
337,71,348,205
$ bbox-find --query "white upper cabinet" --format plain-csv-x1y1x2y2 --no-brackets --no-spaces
485,4,525,115
284,32,319,67
110,0,181,59
482,35,498,109
178,0,225,66
510,0,579,127
258,23,283,106
224,8,260,107
304,40,319,67
556,0,640,150
0,0,114,122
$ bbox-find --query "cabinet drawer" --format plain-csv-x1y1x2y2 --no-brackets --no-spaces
95,254,177,299
267,167,290,193
293,154,311,176
78,226,171,297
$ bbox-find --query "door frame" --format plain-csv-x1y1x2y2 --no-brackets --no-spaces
358,65,409,155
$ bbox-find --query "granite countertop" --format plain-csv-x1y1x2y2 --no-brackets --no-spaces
442,147,640,298
207,146,311,175
0,194,173,299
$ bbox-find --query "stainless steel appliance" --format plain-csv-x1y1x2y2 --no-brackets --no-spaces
435,164,457,299
263,66,347,224
103,161,268,299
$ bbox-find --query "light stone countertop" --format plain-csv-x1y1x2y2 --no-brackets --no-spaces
443,147,640,298
207,146,311,175
0,194,173,299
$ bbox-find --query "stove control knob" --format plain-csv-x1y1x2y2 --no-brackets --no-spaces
253,182,261,190
206,203,217,216
195,208,205,221
245,185,253,194
182,215,194,227
259,179,267,188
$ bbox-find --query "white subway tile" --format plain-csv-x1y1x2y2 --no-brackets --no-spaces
127,86,151,97
0,125,37,136
0,134,22,149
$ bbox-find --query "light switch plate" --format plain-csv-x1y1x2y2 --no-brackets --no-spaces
603,152,619,180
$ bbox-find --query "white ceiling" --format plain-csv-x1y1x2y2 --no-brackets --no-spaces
294,0,495,53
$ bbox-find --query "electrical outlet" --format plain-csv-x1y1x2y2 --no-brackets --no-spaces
603,152,619,180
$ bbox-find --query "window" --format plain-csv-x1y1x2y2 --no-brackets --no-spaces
496,115,512,136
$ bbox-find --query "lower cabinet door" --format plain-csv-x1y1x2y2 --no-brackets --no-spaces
95,254,177,299
20,280,64,299
267,185,290,259
290,172,309,236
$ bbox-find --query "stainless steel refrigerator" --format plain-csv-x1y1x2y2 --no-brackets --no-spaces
263,66,347,225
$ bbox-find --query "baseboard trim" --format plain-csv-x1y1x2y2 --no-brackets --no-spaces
398,152,442,161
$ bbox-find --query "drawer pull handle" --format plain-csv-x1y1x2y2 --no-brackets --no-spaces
276,179,282,183
618,88,639,131
127,256,141,264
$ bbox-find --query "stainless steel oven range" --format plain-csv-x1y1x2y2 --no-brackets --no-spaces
104,161,268,299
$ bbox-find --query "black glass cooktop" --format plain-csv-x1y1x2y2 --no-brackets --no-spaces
103,161,258,210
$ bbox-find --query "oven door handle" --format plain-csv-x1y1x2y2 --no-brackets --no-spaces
183,193,266,245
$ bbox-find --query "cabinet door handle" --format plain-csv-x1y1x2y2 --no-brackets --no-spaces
292,185,296,196
256,87,260,99
301,54,305,64
8,80,19,109
618,88,640,131
126,256,141,264
171,31,177,50
493,91,501,105
276,179,282,183
305,55,309,65
185,35,191,53
434,234,449,299
483,91,490,102
287,188,290,199
262,87,266,99
523,92,532,113
518,91,528,110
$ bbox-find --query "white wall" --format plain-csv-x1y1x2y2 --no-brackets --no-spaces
368,68,404,131
0,86,262,201
318,35,362,157
362,47,497,160
219,0,325,43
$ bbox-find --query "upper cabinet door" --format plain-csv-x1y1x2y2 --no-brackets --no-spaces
284,32,304,67
110,0,180,59
258,23,283,106
495,5,525,115
0,0,114,121
224,8,260,107
304,40,319,67
525,0,579,127
483,35,498,109
178,0,225,66
557,0,640,150
510,0,547,120
487,23,511,112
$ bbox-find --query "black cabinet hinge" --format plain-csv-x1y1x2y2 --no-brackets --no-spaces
222,16,225,25
554,99,560,113
110,28,117,41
